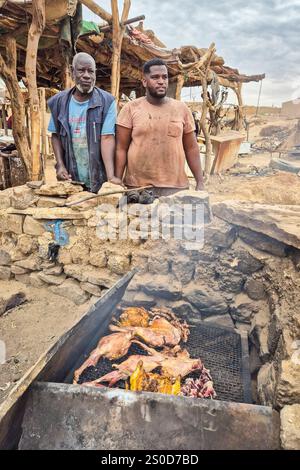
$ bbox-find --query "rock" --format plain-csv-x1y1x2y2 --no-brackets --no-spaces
23,216,45,236
57,247,73,265
166,300,198,318
31,207,88,220
230,294,264,325
0,249,11,266
35,182,83,197
80,282,102,297
250,307,271,361
63,264,119,288
160,190,212,223
107,255,131,275
37,233,53,260
0,292,26,316
128,291,157,309
38,272,66,285
238,228,287,257
215,265,245,294
14,274,31,285
280,405,300,450
43,265,63,276
290,248,300,271
249,345,263,375
276,360,300,408
171,257,194,285
97,182,124,206
0,188,13,210
89,251,107,268
50,279,89,305
0,267,11,280
37,197,67,208
26,181,43,190
244,279,266,301
213,201,300,250
203,314,235,329
16,234,38,256
15,256,41,271
70,241,90,265
148,256,170,275
29,272,46,288
183,283,228,316
0,213,24,234
11,186,38,210
257,362,277,406
11,266,29,275
205,219,237,249
137,274,182,300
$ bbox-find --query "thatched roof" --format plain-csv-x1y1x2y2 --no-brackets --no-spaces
0,0,265,94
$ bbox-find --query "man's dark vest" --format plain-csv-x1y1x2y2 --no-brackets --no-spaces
48,87,115,193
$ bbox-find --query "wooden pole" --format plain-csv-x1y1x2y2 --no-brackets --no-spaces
1,104,8,135
25,0,46,181
175,75,185,101
111,0,131,103
0,37,32,177
38,87,47,177
80,0,112,23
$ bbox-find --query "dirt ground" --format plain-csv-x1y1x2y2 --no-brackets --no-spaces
0,112,299,405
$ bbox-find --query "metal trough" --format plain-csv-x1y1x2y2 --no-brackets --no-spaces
0,270,280,450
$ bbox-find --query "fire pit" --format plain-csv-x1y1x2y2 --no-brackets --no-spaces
75,319,252,404
0,272,280,450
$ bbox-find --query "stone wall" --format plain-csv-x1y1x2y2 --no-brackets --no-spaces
0,182,299,449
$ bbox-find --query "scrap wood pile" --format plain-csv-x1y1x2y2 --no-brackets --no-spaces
74,307,216,400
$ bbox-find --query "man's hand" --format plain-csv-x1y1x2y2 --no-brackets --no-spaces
195,181,205,191
109,176,125,187
56,164,72,181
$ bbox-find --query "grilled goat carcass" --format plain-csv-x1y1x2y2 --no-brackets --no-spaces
110,317,182,348
150,308,190,343
117,307,150,328
81,341,202,388
73,331,133,384
81,352,164,388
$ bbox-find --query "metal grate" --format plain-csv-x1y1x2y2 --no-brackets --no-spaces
77,322,251,404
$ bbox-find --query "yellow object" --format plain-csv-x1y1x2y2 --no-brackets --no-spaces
129,361,181,396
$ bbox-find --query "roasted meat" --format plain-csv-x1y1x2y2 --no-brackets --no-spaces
129,360,181,395
117,307,150,328
150,307,190,343
180,367,217,399
110,317,182,348
73,331,133,384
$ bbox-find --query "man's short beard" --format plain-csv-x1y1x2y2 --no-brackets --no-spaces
76,82,95,94
148,88,167,99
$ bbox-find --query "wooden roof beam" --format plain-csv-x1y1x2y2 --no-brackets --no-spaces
79,0,112,23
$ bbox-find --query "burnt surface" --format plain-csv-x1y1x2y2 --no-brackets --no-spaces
77,323,250,404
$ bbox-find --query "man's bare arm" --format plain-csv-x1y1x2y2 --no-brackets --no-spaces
183,131,205,191
115,125,132,181
51,134,72,181
101,134,118,182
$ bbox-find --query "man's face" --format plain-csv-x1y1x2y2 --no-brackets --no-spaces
72,57,96,94
143,65,168,99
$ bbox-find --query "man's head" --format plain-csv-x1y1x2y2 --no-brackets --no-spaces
72,53,96,95
142,59,168,99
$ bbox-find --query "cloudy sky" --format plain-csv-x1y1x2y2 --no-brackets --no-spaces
83,0,300,106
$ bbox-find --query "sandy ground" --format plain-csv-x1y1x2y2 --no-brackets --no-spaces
0,112,299,405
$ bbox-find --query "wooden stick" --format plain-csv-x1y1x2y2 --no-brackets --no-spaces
66,185,153,207
25,0,46,181
100,15,145,32
80,0,112,23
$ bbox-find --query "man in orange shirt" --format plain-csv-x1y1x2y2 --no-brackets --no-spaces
116,59,204,197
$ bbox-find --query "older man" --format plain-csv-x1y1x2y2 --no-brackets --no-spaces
115,58,204,197
48,52,121,193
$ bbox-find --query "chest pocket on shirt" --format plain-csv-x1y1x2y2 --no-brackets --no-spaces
92,117,102,143
167,120,183,138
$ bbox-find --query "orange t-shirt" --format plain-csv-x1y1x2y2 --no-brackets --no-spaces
117,97,195,188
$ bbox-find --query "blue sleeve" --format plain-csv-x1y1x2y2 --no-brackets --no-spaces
48,114,57,133
101,101,117,136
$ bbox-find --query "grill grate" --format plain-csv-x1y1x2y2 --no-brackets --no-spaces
77,322,251,404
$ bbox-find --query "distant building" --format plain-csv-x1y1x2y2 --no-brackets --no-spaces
281,99,300,119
